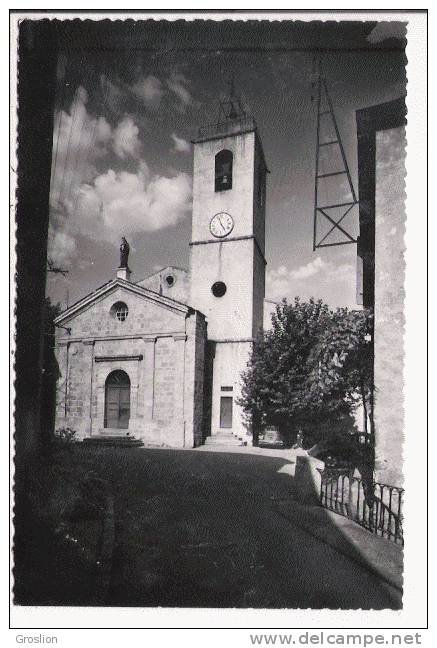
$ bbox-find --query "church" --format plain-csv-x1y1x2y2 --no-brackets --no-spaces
54,93,269,448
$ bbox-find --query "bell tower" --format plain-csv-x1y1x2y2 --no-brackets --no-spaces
189,82,268,441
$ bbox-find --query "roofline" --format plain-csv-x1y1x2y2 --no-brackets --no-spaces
54,278,192,325
136,265,189,284
192,117,270,173
57,278,114,316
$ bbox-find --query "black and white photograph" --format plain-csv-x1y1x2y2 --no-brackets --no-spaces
10,8,428,633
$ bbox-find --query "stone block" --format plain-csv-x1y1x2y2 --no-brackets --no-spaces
293,455,325,506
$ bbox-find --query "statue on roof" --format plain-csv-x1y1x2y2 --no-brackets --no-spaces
119,237,130,268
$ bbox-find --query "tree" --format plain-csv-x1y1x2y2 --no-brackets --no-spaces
40,297,62,455
316,307,374,436
239,298,374,446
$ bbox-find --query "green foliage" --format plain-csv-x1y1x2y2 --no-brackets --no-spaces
316,307,374,431
239,298,373,444
40,297,63,455
54,426,77,445
44,296,62,323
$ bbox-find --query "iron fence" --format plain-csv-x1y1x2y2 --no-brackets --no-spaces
320,469,404,545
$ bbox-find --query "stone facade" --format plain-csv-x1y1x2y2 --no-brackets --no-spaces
137,266,190,304
54,280,206,448
54,112,269,447
190,126,267,341
373,125,406,486
189,118,267,442
356,98,406,487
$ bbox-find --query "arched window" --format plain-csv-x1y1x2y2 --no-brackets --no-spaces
104,370,130,429
215,149,233,192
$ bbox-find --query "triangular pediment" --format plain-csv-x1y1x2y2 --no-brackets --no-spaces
54,278,191,325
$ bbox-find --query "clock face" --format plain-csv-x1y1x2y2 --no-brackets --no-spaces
210,212,234,238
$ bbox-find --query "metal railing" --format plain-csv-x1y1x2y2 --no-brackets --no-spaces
320,469,404,545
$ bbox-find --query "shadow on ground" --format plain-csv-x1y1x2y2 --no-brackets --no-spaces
14,446,402,609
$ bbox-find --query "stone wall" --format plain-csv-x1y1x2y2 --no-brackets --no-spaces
210,340,252,440
263,299,277,330
252,245,266,337
374,125,406,486
54,283,205,448
184,311,207,447
189,123,267,442
63,285,184,339
191,129,256,243
252,132,267,253
189,127,266,342
137,266,190,304
189,237,256,340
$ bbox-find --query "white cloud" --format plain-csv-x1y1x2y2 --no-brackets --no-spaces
112,116,142,159
170,133,191,154
129,72,195,113
290,256,325,280
47,218,78,267
166,72,193,109
74,161,192,243
266,257,355,302
131,75,164,110
47,85,192,267
327,262,357,280
48,87,113,265
100,74,124,115
50,86,112,209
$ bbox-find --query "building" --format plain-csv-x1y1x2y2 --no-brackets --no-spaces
53,92,268,448
356,96,406,486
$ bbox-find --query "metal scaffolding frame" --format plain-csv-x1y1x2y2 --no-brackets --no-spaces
217,75,246,125
313,70,358,250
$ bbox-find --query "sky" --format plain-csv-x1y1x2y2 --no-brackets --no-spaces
46,19,407,311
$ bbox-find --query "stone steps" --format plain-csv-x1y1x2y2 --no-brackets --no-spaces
204,434,244,447
97,428,133,436
82,435,144,448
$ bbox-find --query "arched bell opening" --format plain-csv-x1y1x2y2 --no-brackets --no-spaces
215,149,233,192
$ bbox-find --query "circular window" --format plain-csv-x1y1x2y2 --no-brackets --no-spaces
211,281,227,298
165,274,175,287
111,301,129,322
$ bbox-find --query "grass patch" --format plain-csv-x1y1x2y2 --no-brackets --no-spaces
14,443,113,605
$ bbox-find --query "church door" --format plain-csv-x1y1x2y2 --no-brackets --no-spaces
219,396,233,429
104,370,131,429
